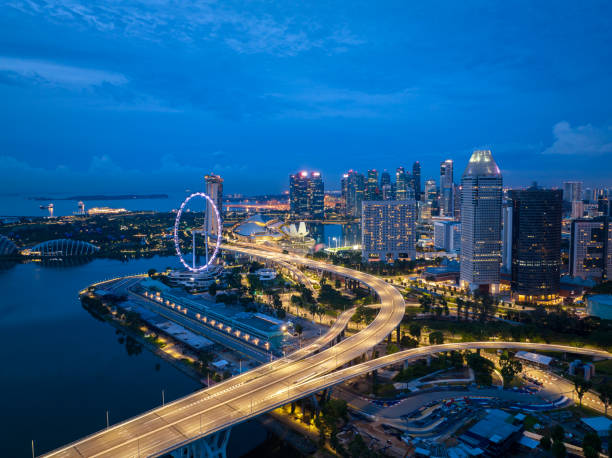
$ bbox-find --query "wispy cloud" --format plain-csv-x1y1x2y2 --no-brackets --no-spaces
0,154,246,193
0,56,127,88
542,121,612,156
263,86,419,118
7,1,363,57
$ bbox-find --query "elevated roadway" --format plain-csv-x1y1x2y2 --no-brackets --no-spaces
44,244,406,458
44,244,612,458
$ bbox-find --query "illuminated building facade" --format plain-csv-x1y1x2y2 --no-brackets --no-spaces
460,150,503,293
395,167,408,200
366,169,380,201
563,181,583,203
434,220,461,252
570,216,612,281
289,171,324,220
380,171,393,201
509,186,562,304
361,200,416,262
205,173,224,218
342,170,365,217
440,159,454,217
412,161,421,201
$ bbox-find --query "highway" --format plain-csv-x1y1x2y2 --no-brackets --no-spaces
43,244,406,458
44,244,612,458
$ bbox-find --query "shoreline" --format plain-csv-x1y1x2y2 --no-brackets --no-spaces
82,297,317,457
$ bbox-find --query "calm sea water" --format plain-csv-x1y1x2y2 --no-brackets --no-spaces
0,256,266,457
0,193,189,217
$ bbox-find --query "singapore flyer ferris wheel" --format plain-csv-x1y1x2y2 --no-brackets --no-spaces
173,192,222,272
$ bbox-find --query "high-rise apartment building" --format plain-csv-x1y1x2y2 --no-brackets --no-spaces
412,161,421,201
366,169,379,201
570,217,612,281
343,170,365,217
440,160,454,217
289,171,324,220
361,200,416,262
509,186,562,304
459,150,503,293
563,181,583,203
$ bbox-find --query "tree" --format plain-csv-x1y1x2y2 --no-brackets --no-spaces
208,283,218,296
419,295,432,313
573,376,593,407
552,440,566,458
429,331,444,345
409,323,421,340
309,303,318,320
499,354,523,386
540,435,551,451
582,432,602,458
294,323,303,336
551,424,565,443
147,268,157,277
597,382,612,415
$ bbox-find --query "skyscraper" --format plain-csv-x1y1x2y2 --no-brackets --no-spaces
509,186,562,304
440,160,454,217
289,171,324,220
425,179,437,201
412,161,421,201
434,221,461,252
460,150,503,293
204,173,224,216
380,171,392,200
501,201,512,273
361,200,416,262
570,216,612,281
563,181,583,203
395,167,408,200
343,170,365,217
365,169,379,201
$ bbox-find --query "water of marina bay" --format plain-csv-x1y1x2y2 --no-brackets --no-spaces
0,256,269,457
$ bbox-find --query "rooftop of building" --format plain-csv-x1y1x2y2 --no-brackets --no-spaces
514,351,553,366
461,409,520,445
462,149,501,178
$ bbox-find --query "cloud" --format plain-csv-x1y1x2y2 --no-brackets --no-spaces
263,86,419,118
0,154,246,194
542,121,612,156
0,56,128,88
8,1,363,57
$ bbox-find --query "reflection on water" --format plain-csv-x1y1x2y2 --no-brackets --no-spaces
39,256,96,268
0,256,267,456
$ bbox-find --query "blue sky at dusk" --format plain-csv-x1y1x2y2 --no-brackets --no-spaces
1,1,611,195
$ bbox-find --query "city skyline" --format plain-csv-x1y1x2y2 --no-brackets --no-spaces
1,2,612,194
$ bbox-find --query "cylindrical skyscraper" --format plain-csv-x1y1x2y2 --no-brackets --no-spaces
460,150,503,293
